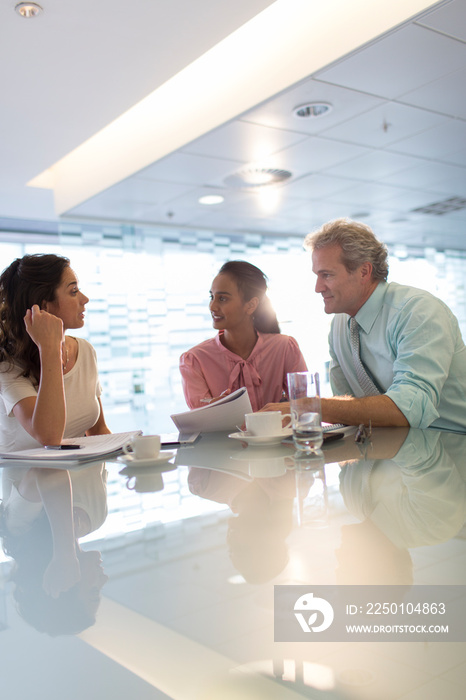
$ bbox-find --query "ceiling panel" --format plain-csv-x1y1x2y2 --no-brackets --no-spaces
93,179,193,205
285,199,376,227
387,118,466,159
399,66,466,118
374,187,451,211
279,173,355,199
428,171,466,194
441,146,466,167
320,101,449,147
417,0,466,41
137,153,241,187
181,120,308,163
155,186,250,215
259,136,370,177
69,179,194,221
323,151,426,181
379,161,466,190
189,208,301,234
315,23,466,99
69,197,174,223
240,78,384,133
327,182,416,207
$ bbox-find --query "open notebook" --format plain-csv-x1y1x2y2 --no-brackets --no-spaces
0,431,142,466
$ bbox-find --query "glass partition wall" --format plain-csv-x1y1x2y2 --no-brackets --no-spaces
1,222,465,435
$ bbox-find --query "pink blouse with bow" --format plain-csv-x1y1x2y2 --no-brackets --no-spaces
179,332,307,412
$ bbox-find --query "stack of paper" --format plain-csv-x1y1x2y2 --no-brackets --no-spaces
171,387,252,433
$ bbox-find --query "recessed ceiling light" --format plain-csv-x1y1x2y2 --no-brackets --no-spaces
15,2,43,18
225,167,292,188
198,194,224,205
293,102,332,119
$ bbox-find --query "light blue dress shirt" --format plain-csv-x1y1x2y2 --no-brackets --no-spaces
329,282,466,431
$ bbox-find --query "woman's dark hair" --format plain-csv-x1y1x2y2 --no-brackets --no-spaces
0,254,70,382
218,260,280,334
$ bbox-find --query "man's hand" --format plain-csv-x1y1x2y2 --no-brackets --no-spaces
259,402,290,414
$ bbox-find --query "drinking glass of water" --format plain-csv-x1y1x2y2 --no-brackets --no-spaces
287,371,322,452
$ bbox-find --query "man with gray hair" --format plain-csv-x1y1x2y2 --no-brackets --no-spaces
267,218,466,430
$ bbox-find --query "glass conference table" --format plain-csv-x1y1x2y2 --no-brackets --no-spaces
0,426,465,700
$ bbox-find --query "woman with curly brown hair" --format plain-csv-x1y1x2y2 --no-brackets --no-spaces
0,253,110,451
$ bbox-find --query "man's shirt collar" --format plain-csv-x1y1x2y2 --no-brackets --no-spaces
352,281,388,334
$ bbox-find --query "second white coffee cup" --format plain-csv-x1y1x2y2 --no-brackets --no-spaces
245,411,291,436
123,434,161,460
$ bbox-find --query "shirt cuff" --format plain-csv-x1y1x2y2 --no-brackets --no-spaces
386,383,440,429
391,429,441,468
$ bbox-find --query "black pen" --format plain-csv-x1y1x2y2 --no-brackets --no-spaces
44,444,82,450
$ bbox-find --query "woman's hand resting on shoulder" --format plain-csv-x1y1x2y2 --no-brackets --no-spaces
23,304,64,350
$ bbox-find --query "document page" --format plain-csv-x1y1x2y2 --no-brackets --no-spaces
0,431,142,463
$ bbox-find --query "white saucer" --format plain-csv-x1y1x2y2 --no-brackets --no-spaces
117,451,175,468
228,429,292,446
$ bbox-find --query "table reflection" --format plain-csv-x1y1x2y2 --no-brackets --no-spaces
336,428,466,588
0,463,108,635
188,466,308,584
177,427,466,588
0,426,465,699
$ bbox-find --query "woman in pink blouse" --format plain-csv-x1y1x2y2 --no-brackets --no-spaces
179,260,307,412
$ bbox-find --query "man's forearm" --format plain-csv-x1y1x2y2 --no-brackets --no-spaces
261,394,409,427
321,394,409,427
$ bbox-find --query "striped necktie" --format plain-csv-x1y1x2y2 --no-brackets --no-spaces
349,317,380,396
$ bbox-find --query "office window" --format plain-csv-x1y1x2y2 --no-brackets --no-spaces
0,224,465,434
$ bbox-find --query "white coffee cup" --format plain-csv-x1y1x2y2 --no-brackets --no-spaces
123,434,161,460
126,473,164,493
245,411,291,437
247,454,288,478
